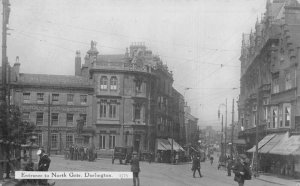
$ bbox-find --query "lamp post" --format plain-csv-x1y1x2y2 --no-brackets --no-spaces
29,132,37,163
218,99,227,159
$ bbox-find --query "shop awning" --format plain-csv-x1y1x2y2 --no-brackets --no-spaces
168,138,185,152
156,139,172,151
233,139,246,145
269,135,300,155
247,134,276,153
259,132,289,154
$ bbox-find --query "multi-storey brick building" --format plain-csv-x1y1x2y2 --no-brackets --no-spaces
74,41,185,156
10,57,94,154
4,41,186,157
238,0,300,177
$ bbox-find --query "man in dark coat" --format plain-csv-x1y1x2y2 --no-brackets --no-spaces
69,145,74,160
232,154,251,186
192,156,203,178
227,158,233,176
131,152,140,186
37,149,54,186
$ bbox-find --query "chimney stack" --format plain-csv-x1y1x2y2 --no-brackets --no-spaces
13,56,20,80
75,50,81,76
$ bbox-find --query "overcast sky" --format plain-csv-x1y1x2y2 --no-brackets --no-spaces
5,0,267,130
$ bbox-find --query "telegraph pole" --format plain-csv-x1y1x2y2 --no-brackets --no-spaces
224,99,227,158
231,98,234,158
221,115,223,157
0,0,10,181
1,0,9,102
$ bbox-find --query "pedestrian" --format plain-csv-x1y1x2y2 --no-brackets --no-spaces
70,145,74,160
175,152,179,164
232,154,251,186
37,149,55,186
192,156,203,178
210,156,214,165
227,158,233,176
131,152,140,186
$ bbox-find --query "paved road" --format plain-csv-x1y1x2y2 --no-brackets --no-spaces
46,156,292,186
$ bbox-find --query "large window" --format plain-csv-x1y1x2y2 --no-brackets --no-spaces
272,77,279,94
284,103,291,127
80,114,87,125
279,107,283,127
37,133,43,147
66,113,73,125
109,104,117,118
100,76,108,90
36,112,44,125
110,77,117,91
52,94,59,103
51,133,58,149
135,80,142,92
109,135,116,149
37,93,44,102
66,134,73,148
285,72,292,90
80,95,87,104
67,94,74,104
51,113,59,125
272,107,278,128
134,104,141,120
100,102,107,118
23,93,30,103
99,135,106,149
22,112,30,120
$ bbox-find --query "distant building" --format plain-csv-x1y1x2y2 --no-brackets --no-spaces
184,103,198,146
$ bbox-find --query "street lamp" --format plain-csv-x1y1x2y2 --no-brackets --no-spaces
218,99,227,160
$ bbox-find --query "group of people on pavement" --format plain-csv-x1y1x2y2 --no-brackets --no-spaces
68,145,96,161
217,154,252,186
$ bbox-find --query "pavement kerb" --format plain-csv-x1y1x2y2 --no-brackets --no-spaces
254,175,300,186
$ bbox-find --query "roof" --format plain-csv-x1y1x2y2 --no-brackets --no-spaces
96,54,126,64
18,73,93,88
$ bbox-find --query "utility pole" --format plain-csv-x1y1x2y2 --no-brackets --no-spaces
224,99,227,158
221,115,223,158
48,94,51,156
231,98,234,159
0,0,10,180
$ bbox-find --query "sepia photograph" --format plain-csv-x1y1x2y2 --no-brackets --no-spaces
0,0,300,185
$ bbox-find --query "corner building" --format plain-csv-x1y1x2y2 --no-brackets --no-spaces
238,0,300,177
77,42,181,156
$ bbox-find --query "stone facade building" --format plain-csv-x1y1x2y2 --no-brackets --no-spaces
238,0,300,177
10,58,94,154
184,103,198,146
4,41,187,156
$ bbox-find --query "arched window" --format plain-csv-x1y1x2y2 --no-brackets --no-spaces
100,76,108,90
110,76,117,91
